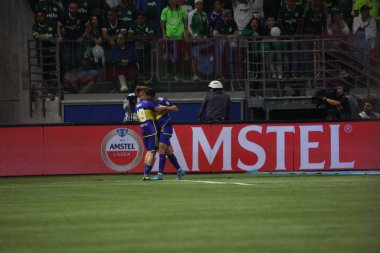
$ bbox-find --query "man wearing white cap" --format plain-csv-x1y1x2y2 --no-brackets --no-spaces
198,80,231,121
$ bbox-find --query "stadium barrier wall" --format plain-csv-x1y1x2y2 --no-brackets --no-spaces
1,121,379,176
62,101,244,123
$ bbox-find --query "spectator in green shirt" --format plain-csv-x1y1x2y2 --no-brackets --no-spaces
32,9,58,92
160,0,189,80
188,0,208,81
128,12,155,75
212,9,239,79
213,9,239,38
161,0,189,40
188,0,208,39
353,0,379,18
35,0,62,26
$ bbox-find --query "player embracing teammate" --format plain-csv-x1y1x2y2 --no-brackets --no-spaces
135,86,185,181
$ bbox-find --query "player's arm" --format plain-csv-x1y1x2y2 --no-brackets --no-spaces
155,104,179,112
156,104,178,113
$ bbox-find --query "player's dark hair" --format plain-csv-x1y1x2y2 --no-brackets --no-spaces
145,88,156,97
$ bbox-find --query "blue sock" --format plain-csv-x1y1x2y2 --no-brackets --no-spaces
144,164,152,175
158,154,166,174
168,153,181,170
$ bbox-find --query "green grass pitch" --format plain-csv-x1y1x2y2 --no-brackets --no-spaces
0,173,379,253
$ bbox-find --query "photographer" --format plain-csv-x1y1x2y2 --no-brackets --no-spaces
123,85,149,122
322,83,360,120
123,93,138,122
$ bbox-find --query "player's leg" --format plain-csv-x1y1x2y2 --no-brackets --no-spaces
165,148,185,180
151,141,167,180
142,135,157,180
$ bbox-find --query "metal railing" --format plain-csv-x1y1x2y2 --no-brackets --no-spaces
27,39,61,117
28,36,380,116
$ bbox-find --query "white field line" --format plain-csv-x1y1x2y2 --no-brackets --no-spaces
180,180,254,186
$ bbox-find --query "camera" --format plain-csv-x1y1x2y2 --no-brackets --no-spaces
311,96,325,107
312,88,339,108
127,93,138,112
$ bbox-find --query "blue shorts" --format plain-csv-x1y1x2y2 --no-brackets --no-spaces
158,123,173,146
143,135,157,151
158,132,172,146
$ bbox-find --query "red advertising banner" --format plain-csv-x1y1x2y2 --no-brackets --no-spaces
0,121,379,176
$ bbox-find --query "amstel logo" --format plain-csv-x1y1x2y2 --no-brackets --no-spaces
101,128,143,172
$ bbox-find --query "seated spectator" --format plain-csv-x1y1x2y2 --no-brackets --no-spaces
106,34,138,92
352,4,377,59
359,100,380,119
208,0,223,36
35,0,62,25
64,58,100,93
114,0,136,31
327,7,350,37
102,8,127,46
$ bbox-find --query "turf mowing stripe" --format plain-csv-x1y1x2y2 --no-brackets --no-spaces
180,180,254,186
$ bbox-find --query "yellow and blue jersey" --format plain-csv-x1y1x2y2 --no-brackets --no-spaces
135,99,157,138
155,97,172,127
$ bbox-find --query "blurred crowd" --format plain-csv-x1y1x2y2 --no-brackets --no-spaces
30,0,380,93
